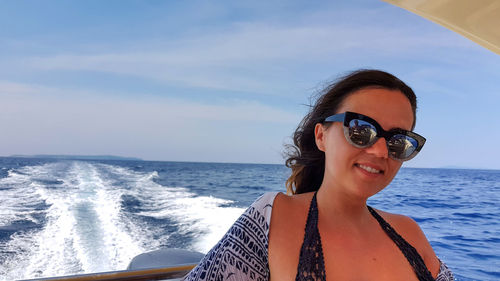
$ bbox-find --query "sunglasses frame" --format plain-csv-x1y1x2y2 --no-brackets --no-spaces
323,111,426,161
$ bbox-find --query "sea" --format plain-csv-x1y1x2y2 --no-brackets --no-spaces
0,157,498,281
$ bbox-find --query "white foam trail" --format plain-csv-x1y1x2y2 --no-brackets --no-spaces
0,162,81,279
99,164,245,253
1,161,247,280
66,162,144,273
0,168,47,226
0,161,144,280
167,195,244,253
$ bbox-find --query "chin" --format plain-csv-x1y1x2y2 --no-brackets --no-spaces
351,180,389,199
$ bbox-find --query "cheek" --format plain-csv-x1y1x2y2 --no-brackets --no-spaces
324,136,357,171
386,160,403,180
324,125,350,151
324,149,348,182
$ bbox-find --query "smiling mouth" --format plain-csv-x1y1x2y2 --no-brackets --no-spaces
356,164,384,174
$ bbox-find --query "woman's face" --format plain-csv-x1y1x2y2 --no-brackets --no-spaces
315,87,414,199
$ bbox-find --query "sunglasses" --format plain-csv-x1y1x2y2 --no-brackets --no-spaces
323,111,426,161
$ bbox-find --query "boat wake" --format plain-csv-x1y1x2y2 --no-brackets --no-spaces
0,161,244,280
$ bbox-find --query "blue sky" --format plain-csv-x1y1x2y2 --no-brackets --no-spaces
1,0,499,169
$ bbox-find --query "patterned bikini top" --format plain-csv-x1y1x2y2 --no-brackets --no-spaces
295,192,435,281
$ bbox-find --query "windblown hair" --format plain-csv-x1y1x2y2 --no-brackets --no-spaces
285,69,417,194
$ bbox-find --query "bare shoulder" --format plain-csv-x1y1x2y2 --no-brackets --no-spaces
273,192,313,212
269,191,314,241
268,192,315,279
271,192,313,227
374,209,441,278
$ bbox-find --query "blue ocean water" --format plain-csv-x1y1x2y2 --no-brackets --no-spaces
0,157,498,280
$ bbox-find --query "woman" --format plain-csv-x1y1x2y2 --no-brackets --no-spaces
184,70,454,281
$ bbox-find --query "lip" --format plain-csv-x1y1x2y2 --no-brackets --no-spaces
354,162,385,176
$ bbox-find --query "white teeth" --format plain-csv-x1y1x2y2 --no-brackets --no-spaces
358,164,381,174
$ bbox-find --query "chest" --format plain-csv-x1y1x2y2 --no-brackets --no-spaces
269,221,419,281
320,231,419,281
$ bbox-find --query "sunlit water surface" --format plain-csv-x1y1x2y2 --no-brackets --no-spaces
0,157,498,280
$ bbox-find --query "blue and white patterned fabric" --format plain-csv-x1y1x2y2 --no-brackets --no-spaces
183,192,454,281
183,192,276,281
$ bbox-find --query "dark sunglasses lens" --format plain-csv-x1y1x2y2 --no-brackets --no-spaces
388,134,418,160
347,119,377,146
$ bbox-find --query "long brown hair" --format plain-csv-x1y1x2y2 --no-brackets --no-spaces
284,69,417,194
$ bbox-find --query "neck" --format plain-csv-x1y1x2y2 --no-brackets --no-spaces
316,183,373,232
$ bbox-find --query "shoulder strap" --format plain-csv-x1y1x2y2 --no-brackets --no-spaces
295,192,327,281
367,206,435,281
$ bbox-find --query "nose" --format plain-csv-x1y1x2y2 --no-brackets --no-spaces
365,138,388,159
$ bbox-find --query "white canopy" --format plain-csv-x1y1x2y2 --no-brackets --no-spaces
383,0,500,55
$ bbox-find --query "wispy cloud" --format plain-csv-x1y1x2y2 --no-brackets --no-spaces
1,80,299,122
0,80,51,95
0,81,300,162
21,16,473,94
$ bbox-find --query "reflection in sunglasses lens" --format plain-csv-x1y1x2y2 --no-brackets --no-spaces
349,119,376,146
388,135,417,159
